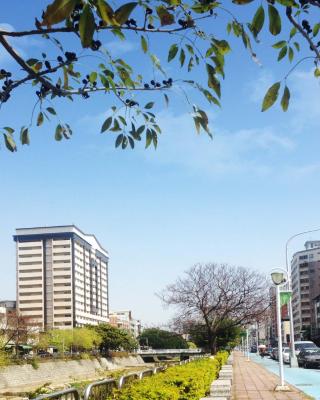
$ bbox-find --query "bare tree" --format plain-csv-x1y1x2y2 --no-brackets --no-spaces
0,310,37,354
159,263,269,354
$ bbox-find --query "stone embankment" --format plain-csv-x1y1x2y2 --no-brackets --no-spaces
0,355,145,394
201,352,233,400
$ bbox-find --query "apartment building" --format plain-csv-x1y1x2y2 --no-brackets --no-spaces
109,310,142,338
291,241,320,340
14,225,109,330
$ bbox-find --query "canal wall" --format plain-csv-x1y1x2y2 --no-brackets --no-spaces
0,355,145,394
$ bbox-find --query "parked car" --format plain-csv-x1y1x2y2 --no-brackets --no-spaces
297,348,320,368
294,341,318,356
271,347,278,360
250,345,257,353
282,348,291,364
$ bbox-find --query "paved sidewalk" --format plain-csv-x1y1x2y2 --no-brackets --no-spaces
232,352,311,400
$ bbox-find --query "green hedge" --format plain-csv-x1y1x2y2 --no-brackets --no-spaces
113,351,229,400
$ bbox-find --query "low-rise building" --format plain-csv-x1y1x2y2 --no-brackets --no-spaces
109,310,141,338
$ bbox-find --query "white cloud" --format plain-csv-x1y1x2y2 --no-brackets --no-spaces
247,69,274,104
289,69,320,132
0,22,43,65
141,111,295,178
103,40,138,57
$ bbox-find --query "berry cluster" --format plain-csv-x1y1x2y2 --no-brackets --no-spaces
143,78,173,89
125,99,139,107
125,18,137,27
178,19,195,28
302,19,312,35
91,40,102,51
36,83,50,99
0,69,13,102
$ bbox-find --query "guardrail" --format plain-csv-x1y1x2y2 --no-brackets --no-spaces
137,348,202,354
35,387,80,400
35,355,205,400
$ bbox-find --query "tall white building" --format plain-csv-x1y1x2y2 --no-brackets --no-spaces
291,241,320,340
14,225,109,330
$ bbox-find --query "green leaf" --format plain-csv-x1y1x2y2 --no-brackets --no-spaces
79,4,96,48
42,0,77,26
89,71,97,83
268,5,281,36
288,47,294,62
277,46,287,61
128,136,134,149
156,5,175,26
206,64,220,98
20,127,30,145
141,35,148,53
3,133,17,152
275,0,297,5
37,112,44,126
251,5,265,37
101,116,112,132
293,42,300,51
212,39,231,55
314,68,320,78
313,23,320,37
46,107,57,115
145,102,154,109
280,85,290,111
3,127,14,134
115,134,123,147
289,27,297,38
168,44,178,62
145,129,152,148
115,2,137,25
188,57,194,72
179,48,186,67
185,44,194,55
272,40,286,49
55,124,63,141
261,81,281,111
97,0,117,26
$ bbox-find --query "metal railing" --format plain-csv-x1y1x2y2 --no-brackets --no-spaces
35,388,80,400
34,356,205,400
83,378,117,400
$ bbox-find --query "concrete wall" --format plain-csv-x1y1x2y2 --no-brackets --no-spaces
0,355,145,393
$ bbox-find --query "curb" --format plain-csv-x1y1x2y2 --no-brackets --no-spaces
200,353,233,400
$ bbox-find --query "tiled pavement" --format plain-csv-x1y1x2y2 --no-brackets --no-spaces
232,352,311,400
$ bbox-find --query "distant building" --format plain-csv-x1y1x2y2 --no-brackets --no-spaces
291,241,320,340
109,310,142,338
0,300,16,329
14,225,109,330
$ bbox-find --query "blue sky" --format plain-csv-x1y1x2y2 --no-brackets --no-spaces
1,1,320,326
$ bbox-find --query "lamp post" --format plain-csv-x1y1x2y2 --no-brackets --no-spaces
286,228,320,367
246,328,250,361
271,269,290,392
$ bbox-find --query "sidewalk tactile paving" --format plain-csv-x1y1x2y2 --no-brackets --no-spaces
232,352,310,400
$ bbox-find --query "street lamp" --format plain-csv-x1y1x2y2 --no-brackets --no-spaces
286,228,320,367
271,268,290,392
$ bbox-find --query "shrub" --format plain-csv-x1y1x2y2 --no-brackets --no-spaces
113,352,227,400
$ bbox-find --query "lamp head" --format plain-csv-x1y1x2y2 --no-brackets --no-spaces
271,271,286,285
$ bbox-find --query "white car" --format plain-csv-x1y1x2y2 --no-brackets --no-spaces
294,341,318,356
282,348,290,364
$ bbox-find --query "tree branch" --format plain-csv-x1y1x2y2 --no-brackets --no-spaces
0,35,62,96
286,6,320,60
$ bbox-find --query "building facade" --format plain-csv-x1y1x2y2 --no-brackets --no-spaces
291,241,320,340
109,310,142,338
14,226,109,330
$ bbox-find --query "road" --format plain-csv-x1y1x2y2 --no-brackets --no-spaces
250,352,320,399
